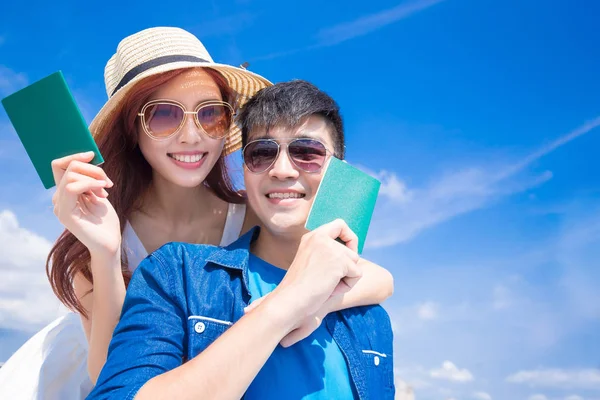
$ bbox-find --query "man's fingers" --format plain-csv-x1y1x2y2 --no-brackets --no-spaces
345,255,362,278
317,219,359,253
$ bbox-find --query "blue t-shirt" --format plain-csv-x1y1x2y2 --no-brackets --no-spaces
245,254,356,399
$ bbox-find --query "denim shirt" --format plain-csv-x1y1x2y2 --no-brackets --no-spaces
88,228,395,400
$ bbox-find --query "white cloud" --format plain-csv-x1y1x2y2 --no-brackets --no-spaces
430,361,474,382
564,395,584,400
528,395,548,400
507,368,600,390
0,65,28,96
0,210,64,331
555,209,600,321
492,284,512,310
315,0,446,46
377,170,413,202
473,391,493,400
395,378,416,400
417,301,439,320
365,166,551,248
365,116,600,249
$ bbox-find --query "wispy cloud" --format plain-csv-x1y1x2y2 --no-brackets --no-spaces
564,395,584,400
492,284,513,310
364,116,600,248
395,378,417,400
472,392,493,400
528,395,548,400
507,368,600,390
0,210,64,332
417,301,439,320
496,116,600,180
252,0,444,61
0,65,28,97
315,0,446,46
430,361,475,382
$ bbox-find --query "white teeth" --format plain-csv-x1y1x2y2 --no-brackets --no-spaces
267,192,305,199
171,153,204,163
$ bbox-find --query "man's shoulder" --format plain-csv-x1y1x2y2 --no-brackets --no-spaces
340,304,394,353
342,304,392,324
150,241,222,266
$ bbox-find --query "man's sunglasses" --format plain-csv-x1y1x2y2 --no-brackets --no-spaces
242,138,333,174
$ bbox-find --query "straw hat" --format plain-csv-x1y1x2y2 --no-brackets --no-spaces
89,27,272,155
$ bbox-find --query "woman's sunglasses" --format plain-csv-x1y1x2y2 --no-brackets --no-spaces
138,99,234,140
242,138,332,174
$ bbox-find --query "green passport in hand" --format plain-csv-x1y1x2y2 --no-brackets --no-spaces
1,71,103,189
305,157,381,254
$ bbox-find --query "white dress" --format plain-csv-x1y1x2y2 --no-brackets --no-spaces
0,204,246,400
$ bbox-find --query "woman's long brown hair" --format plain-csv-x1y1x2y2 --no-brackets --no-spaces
46,68,244,317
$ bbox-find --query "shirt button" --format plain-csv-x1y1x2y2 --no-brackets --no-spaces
374,356,380,366
194,322,206,334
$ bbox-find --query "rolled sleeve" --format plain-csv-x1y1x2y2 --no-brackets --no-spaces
87,247,187,399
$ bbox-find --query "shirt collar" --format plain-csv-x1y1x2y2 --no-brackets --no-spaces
205,226,260,272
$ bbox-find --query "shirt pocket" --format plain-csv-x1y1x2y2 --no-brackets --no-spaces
187,315,233,359
361,349,394,397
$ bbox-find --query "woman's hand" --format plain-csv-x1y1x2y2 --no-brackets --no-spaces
51,151,122,259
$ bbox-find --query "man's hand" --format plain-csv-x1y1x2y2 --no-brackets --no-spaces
266,219,362,333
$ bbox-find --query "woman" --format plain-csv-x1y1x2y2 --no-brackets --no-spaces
0,27,393,399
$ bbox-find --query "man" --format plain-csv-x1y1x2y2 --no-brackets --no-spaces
88,80,395,399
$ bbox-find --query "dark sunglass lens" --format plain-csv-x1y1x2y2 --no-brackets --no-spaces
288,139,327,172
145,103,184,137
197,104,232,138
243,141,279,173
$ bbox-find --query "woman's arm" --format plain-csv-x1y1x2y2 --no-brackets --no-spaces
73,251,126,384
276,259,394,347
333,258,394,309
51,152,126,384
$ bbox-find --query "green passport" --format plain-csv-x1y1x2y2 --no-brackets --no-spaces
1,71,103,189
305,157,381,254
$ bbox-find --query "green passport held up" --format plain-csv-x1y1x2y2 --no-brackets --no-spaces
1,71,103,189
305,157,381,254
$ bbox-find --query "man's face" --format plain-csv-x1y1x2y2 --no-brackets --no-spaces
243,115,336,237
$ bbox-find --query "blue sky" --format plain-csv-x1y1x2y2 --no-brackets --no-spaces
1,1,599,399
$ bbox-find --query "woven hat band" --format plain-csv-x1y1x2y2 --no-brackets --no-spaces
111,55,210,96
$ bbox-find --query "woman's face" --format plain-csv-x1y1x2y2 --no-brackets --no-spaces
137,68,228,188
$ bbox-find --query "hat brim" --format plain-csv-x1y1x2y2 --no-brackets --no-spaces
89,60,272,155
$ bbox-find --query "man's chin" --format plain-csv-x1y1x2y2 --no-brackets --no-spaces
263,215,308,236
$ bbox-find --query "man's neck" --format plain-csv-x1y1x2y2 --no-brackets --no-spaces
251,227,303,270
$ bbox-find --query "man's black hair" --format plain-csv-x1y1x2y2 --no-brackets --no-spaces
238,80,345,158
